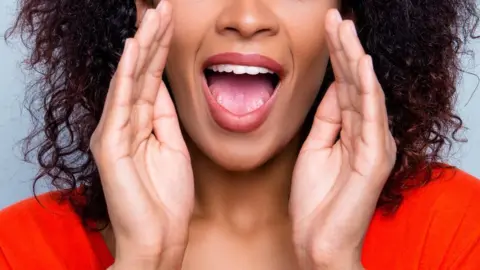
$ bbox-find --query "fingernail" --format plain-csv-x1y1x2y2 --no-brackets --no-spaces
333,10,342,22
350,22,357,36
142,9,153,23
125,39,131,50
156,0,164,10
159,0,170,14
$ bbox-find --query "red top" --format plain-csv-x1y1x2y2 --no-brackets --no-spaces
1,167,480,269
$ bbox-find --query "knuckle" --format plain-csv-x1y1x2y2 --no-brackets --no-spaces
148,69,164,79
314,114,340,125
367,147,391,169
89,130,100,152
378,88,386,100
89,129,115,159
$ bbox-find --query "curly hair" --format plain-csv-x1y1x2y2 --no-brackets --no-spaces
5,0,479,226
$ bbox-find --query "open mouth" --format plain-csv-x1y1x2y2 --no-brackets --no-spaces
203,64,280,116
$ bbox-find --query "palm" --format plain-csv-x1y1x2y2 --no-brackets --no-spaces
111,86,194,246
290,10,396,267
127,79,194,225
91,2,193,256
291,84,368,224
136,134,193,224
291,84,356,228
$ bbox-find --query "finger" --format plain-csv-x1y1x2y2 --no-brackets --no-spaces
359,55,387,148
337,19,367,143
302,83,341,151
338,20,365,89
133,8,162,80
325,9,357,146
325,9,349,85
129,2,173,154
153,83,189,157
93,40,147,220
327,59,391,244
144,0,171,70
103,39,139,131
139,2,173,108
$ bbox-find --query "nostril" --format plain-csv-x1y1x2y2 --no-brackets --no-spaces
218,16,278,39
221,26,276,39
225,27,237,32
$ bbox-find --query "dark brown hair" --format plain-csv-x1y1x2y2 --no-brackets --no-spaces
5,0,479,226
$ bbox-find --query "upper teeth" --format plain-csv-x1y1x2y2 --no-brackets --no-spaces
207,64,274,75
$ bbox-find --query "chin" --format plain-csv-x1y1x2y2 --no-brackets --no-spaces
213,153,271,172
197,134,281,172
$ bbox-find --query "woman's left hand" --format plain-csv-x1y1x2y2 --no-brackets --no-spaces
290,9,396,270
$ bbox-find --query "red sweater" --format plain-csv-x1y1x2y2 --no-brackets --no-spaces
1,168,480,269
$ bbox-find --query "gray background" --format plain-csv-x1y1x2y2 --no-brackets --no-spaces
0,1,479,209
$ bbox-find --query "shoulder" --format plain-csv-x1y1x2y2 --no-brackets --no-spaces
377,165,480,226
0,191,80,235
405,166,480,205
363,166,480,269
399,166,480,229
0,191,101,269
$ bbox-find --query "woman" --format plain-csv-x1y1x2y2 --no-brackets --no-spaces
1,0,479,269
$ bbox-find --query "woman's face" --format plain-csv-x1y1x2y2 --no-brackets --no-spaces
150,0,338,171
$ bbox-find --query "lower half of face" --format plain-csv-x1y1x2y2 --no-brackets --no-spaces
162,0,337,171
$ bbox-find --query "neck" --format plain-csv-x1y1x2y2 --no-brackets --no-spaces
187,136,301,230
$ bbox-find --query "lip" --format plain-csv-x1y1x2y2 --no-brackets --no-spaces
203,52,285,78
201,52,283,133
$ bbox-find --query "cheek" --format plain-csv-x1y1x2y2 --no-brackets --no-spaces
276,1,334,88
167,0,220,51
167,5,205,66
165,2,215,103
286,18,331,116
286,10,330,73
165,0,224,89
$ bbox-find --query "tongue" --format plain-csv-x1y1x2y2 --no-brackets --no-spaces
208,73,274,115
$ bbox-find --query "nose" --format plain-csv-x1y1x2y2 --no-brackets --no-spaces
216,0,279,39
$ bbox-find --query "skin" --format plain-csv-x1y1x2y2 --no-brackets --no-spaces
90,0,396,269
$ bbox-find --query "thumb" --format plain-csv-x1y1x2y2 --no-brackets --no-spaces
302,83,342,151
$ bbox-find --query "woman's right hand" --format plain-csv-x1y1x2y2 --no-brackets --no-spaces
90,1,193,269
